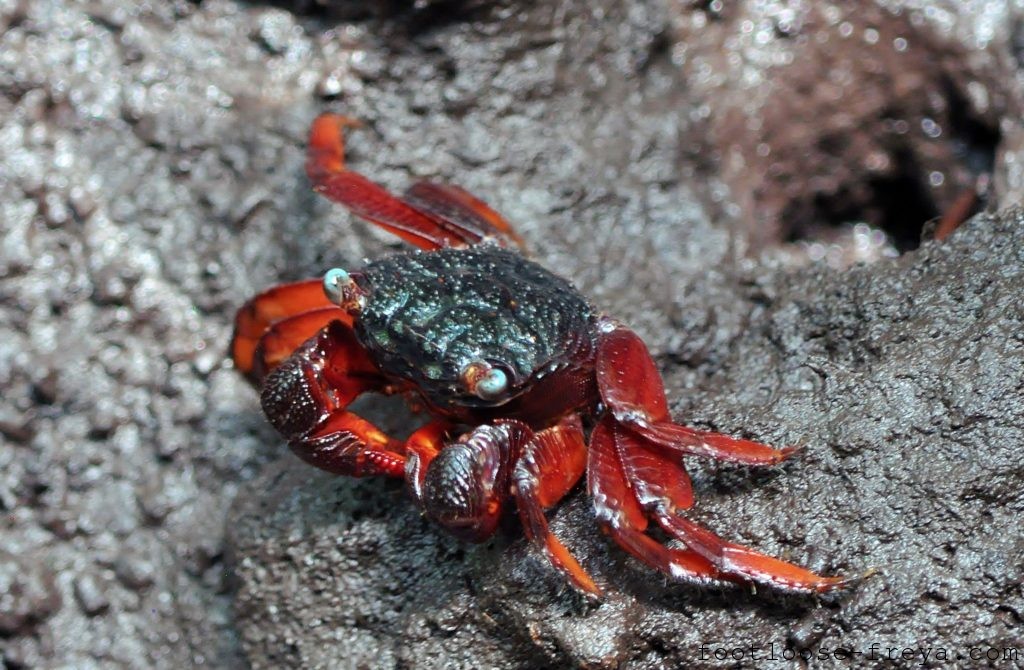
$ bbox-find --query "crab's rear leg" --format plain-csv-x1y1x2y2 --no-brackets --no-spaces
588,416,731,587
260,320,405,477
307,114,524,250
593,319,848,593
653,511,852,592
402,181,526,249
596,319,796,464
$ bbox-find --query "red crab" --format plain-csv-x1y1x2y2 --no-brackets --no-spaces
230,114,850,597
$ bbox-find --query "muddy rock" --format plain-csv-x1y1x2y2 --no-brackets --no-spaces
230,209,1024,668
3,0,1024,668
671,1,1023,252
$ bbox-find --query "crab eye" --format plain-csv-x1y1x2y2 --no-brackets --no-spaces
476,368,508,399
460,361,509,400
323,268,351,303
323,267,366,313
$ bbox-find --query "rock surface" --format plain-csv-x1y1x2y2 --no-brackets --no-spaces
671,1,1022,251
231,209,1024,669
2,0,1023,668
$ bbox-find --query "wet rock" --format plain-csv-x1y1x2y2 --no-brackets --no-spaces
74,573,111,616
0,551,61,635
229,462,543,669
671,1,1023,251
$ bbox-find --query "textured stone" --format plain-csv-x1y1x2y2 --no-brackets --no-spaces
0,551,61,635
3,0,1023,668
671,1,1022,252
230,209,1024,668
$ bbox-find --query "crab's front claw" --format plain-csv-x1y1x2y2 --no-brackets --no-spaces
406,418,601,596
258,320,406,478
591,318,850,594
408,422,524,543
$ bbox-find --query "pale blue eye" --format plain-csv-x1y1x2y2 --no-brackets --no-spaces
476,368,508,399
323,268,350,304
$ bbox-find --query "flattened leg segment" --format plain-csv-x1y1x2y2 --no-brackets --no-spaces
587,416,648,533
611,421,694,512
404,181,526,249
306,114,525,250
605,525,730,588
607,420,846,592
654,513,850,593
595,319,796,465
639,422,799,466
588,416,729,587
512,415,599,596
231,278,343,379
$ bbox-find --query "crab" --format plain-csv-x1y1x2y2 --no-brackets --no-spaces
230,114,851,597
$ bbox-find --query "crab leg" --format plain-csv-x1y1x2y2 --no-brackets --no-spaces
260,321,405,477
248,306,349,383
231,278,345,380
592,320,848,593
611,418,693,512
511,415,598,595
589,416,730,587
403,181,526,249
653,513,851,593
307,114,523,250
405,417,596,593
595,318,795,464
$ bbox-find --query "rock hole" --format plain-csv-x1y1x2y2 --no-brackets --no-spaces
863,150,941,254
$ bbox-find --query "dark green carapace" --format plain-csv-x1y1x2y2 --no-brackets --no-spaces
352,245,596,412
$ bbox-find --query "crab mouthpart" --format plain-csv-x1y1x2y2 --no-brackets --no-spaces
323,267,366,314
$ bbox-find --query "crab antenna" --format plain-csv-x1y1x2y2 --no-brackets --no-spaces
323,267,366,314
